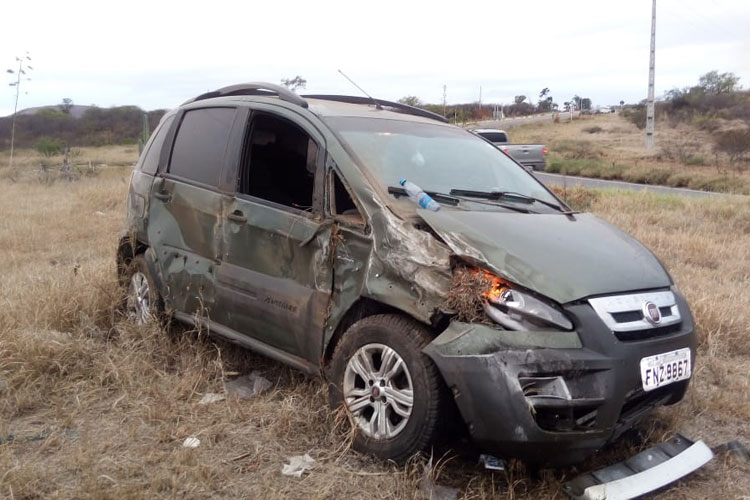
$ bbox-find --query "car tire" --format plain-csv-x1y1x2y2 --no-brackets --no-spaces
124,254,162,325
328,314,445,463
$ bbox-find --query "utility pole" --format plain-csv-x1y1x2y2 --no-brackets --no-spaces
646,0,656,150
6,52,33,169
442,84,447,117
478,86,482,109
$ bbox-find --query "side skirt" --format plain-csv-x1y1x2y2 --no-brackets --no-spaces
173,311,321,377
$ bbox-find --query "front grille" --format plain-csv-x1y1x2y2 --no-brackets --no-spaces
589,290,682,341
614,322,682,341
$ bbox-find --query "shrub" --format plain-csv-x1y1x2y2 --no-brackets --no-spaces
686,155,707,166
713,128,750,173
34,137,66,157
582,126,603,134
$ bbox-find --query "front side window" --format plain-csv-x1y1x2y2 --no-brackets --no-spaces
239,113,317,212
169,107,235,187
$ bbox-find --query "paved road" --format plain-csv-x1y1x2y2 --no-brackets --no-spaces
472,111,577,130
533,172,719,198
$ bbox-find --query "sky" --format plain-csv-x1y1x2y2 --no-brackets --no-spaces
2,0,750,116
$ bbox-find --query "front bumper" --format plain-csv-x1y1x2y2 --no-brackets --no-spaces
423,289,696,466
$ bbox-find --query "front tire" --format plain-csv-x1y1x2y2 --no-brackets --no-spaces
328,314,445,463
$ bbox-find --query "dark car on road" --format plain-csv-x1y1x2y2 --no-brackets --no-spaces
118,83,696,466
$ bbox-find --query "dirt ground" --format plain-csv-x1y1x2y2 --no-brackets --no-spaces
0,161,748,498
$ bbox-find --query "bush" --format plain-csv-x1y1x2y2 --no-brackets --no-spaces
34,137,66,157
713,128,750,172
582,126,603,134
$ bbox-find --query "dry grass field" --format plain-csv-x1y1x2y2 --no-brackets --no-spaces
511,113,750,194
0,153,748,498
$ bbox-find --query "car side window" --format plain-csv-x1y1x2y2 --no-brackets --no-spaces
140,115,174,175
238,113,318,212
169,108,235,187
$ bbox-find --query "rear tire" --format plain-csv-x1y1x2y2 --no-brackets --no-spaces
124,254,162,325
328,314,445,463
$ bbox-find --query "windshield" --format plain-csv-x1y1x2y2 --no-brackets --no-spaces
326,117,558,211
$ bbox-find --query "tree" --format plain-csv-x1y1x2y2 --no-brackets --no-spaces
713,128,750,172
572,95,582,109
539,87,550,100
581,98,592,111
514,95,527,105
619,100,625,108
280,76,307,91
398,96,423,107
697,71,740,95
59,98,73,114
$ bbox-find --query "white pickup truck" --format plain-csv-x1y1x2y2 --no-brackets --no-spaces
473,129,547,171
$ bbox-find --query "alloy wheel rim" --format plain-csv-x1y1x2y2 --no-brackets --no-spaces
343,343,414,440
128,271,152,324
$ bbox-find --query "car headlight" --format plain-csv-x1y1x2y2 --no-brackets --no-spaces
480,274,573,331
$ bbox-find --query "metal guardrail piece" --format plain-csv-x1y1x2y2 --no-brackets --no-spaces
563,434,713,500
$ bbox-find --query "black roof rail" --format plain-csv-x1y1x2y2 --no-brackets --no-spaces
182,82,308,108
301,94,448,123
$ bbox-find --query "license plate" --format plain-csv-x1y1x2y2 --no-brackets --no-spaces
640,348,691,392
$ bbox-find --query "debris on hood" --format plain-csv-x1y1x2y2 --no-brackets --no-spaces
442,266,497,324
224,371,272,399
417,457,459,500
281,453,316,478
199,392,226,405
182,437,200,448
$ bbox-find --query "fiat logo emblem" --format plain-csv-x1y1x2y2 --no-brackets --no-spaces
643,301,662,325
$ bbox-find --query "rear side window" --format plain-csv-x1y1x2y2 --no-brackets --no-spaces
140,115,174,175
169,108,235,187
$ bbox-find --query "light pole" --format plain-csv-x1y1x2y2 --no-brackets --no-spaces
7,52,33,169
646,0,656,150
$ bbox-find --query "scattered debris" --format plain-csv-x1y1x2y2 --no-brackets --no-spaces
94,211,106,216
479,454,506,471
713,440,749,462
0,428,79,444
418,457,459,500
182,437,201,448
225,371,272,399
563,434,713,500
281,453,316,478
199,392,225,405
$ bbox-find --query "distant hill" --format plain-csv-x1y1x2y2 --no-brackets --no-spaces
0,105,167,150
9,104,95,119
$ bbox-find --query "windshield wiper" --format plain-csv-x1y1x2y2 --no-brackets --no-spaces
387,186,460,206
389,186,533,214
449,189,577,214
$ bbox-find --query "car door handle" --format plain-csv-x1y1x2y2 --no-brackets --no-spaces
154,191,171,201
227,210,247,223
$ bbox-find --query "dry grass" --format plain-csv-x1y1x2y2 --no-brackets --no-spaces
0,163,748,498
511,114,750,194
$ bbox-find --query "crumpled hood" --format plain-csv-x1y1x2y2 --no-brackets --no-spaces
419,210,671,304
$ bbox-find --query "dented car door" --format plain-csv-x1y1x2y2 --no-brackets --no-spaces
146,106,238,317
213,107,332,362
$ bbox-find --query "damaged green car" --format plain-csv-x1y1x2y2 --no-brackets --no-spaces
118,83,696,466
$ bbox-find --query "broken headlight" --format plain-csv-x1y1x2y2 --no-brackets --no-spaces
482,278,573,331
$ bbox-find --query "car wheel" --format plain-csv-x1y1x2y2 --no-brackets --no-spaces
328,314,445,463
125,254,161,325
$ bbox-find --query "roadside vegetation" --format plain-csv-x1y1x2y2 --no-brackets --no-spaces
0,159,747,498
511,111,750,194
